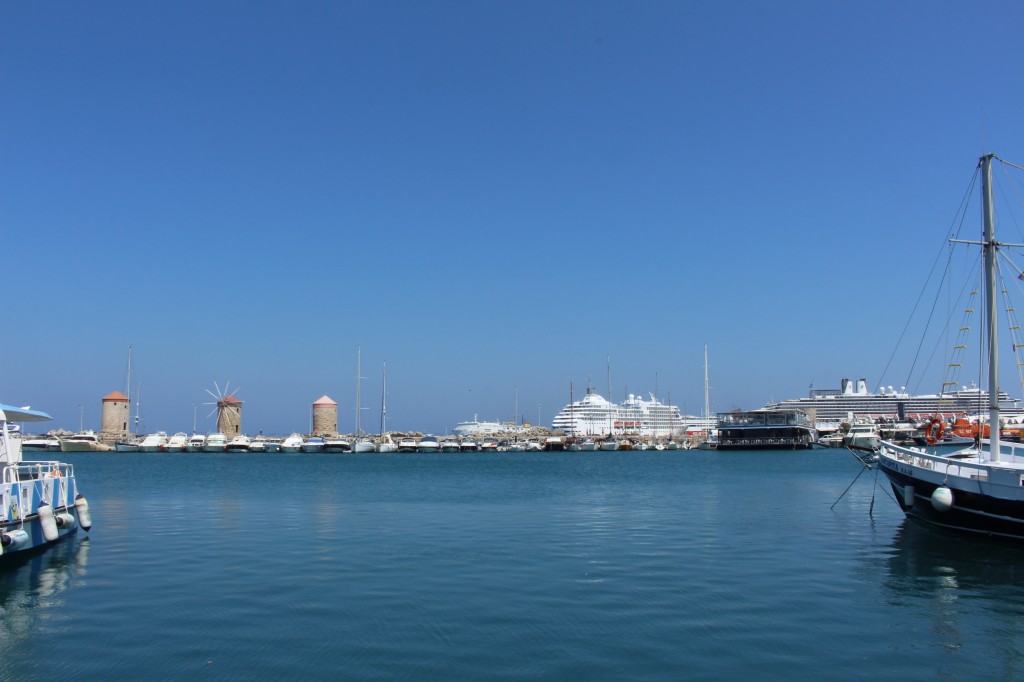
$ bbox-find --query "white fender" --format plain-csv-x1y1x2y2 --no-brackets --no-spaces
1,529,29,552
74,495,92,531
38,502,58,542
931,486,954,512
54,513,75,530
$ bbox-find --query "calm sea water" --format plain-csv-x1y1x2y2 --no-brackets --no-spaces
2,450,1023,680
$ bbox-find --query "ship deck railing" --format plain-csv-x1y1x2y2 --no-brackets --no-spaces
880,440,1024,481
3,461,75,485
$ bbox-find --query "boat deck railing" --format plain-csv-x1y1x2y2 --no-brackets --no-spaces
3,461,74,485
880,441,1024,480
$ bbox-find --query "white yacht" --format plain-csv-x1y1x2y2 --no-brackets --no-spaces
439,438,461,452
322,437,351,453
248,437,268,453
418,436,440,453
204,433,228,452
21,434,61,451
842,424,882,452
280,434,304,453
186,433,207,452
397,437,418,452
138,431,168,453
226,435,251,452
301,436,325,453
376,433,398,453
161,432,189,452
60,431,114,452
115,437,142,452
353,437,376,453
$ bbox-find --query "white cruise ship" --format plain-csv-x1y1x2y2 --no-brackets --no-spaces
551,387,713,437
763,377,1022,429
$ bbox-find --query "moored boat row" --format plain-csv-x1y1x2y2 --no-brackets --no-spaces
25,430,698,454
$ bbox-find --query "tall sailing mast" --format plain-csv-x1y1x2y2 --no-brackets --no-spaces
124,345,134,435
379,362,388,435
704,343,711,439
607,355,613,436
982,154,1001,461
355,347,364,436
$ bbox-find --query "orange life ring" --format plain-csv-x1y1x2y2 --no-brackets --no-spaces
925,417,946,445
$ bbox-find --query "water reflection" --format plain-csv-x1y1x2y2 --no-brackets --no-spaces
0,537,90,598
879,519,1024,673
883,520,1024,597
0,538,90,652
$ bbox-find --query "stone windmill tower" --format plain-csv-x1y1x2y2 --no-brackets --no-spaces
100,390,130,439
205,382,243,435
312,395,338,437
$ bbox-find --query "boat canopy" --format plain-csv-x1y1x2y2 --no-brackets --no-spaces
0,404,53,423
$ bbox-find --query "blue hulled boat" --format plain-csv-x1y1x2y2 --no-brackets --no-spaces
0,404,92,560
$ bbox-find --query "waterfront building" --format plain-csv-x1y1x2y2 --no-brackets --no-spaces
715,409,817,450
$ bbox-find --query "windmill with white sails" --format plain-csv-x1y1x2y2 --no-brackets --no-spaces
204,381,243,437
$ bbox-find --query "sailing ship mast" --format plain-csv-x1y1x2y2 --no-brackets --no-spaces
569,381,574,437
124,345,137,435
950,154,1004,459
124,345,132,405
704,343,711,440
982,154,1001,460
379,361,388,435
607,356,614,437
355,347,364,436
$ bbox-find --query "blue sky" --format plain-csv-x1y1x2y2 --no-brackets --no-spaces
4,1,1024,435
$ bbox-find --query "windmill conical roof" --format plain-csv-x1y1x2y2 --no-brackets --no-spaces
313,395,337,407
102,390,129,402
221,394,242,404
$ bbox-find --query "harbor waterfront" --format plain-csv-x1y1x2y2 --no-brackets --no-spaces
0,450,1020,680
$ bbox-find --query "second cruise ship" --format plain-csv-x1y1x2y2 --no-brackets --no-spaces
551,387,713,437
